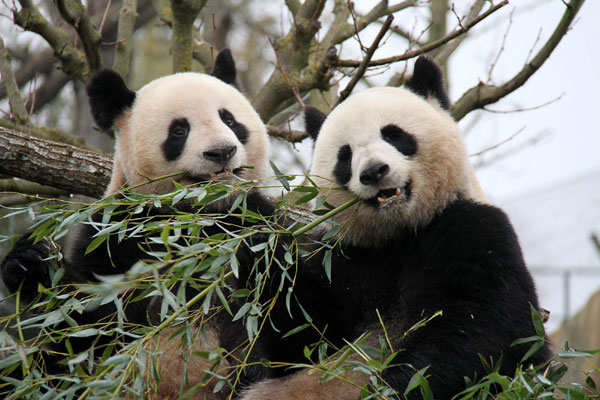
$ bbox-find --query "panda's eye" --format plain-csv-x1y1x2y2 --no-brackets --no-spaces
380,124,417,156
168,118,190,139
219,108,249,144
219,109,236,127
337,144,352,162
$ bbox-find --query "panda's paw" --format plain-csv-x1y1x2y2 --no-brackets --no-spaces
1,235,55,299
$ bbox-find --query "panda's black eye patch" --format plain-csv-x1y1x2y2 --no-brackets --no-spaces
162,118,190,161
219,108,248,144
334,144,352,186
381,125,417,156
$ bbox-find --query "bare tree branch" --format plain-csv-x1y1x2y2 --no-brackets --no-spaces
267,124,307,143
332,0,418,45
112,0,138,79
435,0,485,65
55,0,104,72
0,179,68,198
170,0,207,72
337,14,394,105
0,126,110,197
451,0,585,121
0,38,28,124
13,0,89,81
335,0,508,68
0,118,91,149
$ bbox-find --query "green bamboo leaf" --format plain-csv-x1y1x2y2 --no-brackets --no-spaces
85,234,108,255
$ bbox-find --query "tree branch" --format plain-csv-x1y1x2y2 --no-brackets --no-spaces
332,0,417,45
112,0,138,79
0,119,92,149
251,0,328,121
170,0,207,72
451,0,585,121
435,0,484,65
335,0,508,68
0,126,111,198
55,0,104,72
337,14,394,104
267,124,307,143
14,0,89,81
0,38,28,124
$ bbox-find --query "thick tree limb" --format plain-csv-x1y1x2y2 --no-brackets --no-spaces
0,119,92,150
335,0,508,68
56,0,104,72
251,0,328,121
451,0,585,121
14,0,89,81
267,124,307,143
113,0,138,79
170,0,207,72
0,38,28,124
0,126,111,198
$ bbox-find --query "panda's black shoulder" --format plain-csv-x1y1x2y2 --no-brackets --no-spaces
422,199,523,264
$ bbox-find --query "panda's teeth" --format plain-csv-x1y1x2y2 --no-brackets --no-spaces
377,197,386,204
395,188,402,196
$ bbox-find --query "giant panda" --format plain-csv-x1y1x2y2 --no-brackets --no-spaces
0,49,276,399
238,56,552,399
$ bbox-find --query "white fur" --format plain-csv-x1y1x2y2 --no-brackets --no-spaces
105,73,269,195
309,86,488,247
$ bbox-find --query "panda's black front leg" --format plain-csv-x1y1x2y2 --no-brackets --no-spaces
1,233,57,303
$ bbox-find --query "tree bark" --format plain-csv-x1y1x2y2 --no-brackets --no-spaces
0,126,111,198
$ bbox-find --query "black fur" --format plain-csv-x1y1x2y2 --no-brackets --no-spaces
333,144,352,185
211,48,237,85
381,124,418,156
235,200,551,397
405,56,450,110
86,69,136,130
219,108,248,143
304,106,327,140
162,117,190,161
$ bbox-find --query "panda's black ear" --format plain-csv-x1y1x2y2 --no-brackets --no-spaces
304,106,327,140
86,68,136,130
211,48,236,85
405,56,449,110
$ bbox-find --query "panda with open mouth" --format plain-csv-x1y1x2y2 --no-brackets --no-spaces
238,57,550,400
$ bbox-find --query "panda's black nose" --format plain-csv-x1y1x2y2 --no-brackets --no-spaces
204,146,237,163
360,163,389,185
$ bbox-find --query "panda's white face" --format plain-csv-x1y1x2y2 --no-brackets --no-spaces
309,86,485,247
109,73,268,195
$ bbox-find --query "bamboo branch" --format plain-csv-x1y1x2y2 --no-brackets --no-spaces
0,126,111,198
112,0,138,79
335,0,508,68
170,0,207,72
451,0,585,121
13,0,89,80
337,14,394,105
56,0,104,72
0,38,28,124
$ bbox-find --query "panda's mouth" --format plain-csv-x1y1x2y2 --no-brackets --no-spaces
185,167,244,183
367,179,412,208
